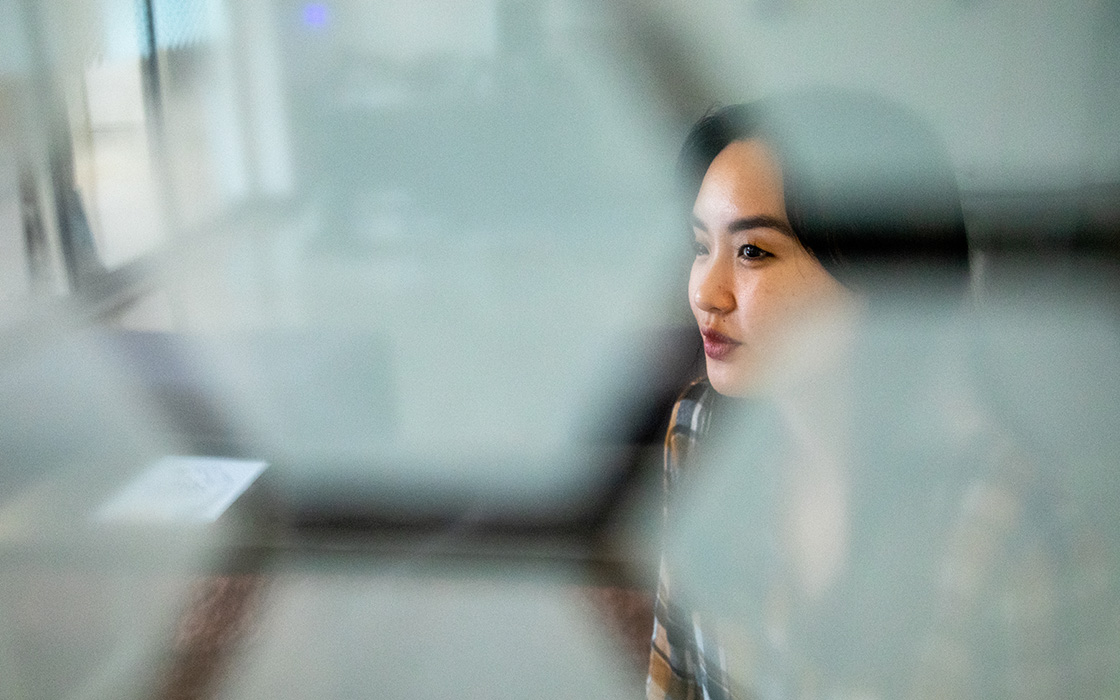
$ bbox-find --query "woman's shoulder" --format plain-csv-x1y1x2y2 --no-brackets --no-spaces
669,377,715,435
664,377,716,481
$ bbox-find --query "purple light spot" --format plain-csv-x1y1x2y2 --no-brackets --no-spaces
302,3,330,29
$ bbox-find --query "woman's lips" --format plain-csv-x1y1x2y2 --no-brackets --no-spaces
701,328,741,361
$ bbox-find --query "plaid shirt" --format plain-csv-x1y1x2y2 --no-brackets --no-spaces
647,378,1119,700
647,378,726,700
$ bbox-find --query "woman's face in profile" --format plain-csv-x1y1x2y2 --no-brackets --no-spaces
689,139,850,396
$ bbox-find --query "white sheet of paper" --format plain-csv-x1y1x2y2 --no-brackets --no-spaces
96,456,268,524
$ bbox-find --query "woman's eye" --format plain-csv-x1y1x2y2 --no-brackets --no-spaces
692,240,709,256
738,244,770,260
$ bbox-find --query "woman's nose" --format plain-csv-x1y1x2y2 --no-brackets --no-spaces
693,259,736,314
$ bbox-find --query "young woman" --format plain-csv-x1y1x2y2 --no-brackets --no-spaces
646,91,1014,700
647,89,1120,700
678,91,970,399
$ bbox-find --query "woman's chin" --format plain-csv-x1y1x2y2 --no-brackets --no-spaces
705,361,755,398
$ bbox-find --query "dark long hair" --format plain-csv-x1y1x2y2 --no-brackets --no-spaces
678,89,970,294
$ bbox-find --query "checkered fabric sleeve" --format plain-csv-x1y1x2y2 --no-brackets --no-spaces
647,380,713,700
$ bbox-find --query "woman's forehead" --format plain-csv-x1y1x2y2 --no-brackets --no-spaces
694,140,788,229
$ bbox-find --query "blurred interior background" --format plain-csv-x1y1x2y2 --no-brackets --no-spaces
0,0,1118,698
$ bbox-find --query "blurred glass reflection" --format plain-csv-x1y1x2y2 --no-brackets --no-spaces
214,568,637,700
0,326,241,700
664,295,1120,699
0,0,1116,698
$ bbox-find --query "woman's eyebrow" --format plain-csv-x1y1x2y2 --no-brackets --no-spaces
690,214,795,237
726,215,796,237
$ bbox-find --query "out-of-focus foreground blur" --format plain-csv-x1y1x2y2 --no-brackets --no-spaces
0,0,1118,698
